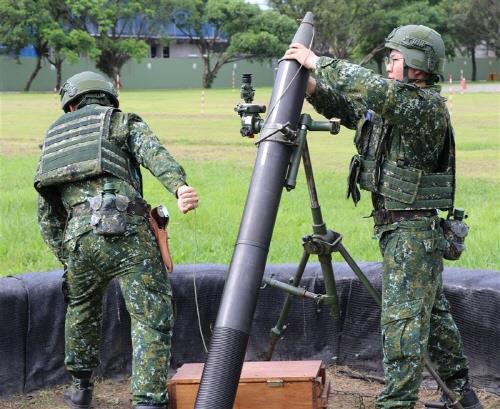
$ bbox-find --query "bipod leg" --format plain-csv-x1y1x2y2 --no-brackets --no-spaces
265,250,310,360
337,243,382,307
334,240,464,409
423,353,464,409
317,253,340,319
302,138,340,319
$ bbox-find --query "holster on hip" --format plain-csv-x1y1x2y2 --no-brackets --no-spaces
148,206,173,273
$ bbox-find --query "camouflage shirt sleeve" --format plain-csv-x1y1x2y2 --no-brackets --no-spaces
37,192,67,263
111,112,187,195
307,57,447,134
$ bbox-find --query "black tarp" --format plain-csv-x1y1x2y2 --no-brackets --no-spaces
0,277,27,394
0,263,499,397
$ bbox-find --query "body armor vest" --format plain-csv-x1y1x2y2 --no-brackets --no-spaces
35,105,138,192
347,110,455,210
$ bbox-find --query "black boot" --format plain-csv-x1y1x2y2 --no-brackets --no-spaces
442,379,483,409
64,371,94,409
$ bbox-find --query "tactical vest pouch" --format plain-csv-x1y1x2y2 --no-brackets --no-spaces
384,171,454,210
378,160,422,204
347,156,378,205
89,192,130,236
358,159,378,192
359,160,454,210
440,217,469,260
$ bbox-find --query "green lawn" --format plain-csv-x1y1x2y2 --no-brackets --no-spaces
0,88,499,276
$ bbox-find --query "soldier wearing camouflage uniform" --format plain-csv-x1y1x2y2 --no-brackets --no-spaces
284,26,481,409
34,71,199,409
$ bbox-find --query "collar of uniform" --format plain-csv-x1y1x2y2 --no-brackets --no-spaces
427,83,442,93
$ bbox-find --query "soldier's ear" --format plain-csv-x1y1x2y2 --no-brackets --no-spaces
412,68,429,79
408,68,429,81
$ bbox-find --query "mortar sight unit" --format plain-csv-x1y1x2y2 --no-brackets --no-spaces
234,73,266,138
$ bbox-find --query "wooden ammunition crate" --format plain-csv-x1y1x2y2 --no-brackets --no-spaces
167,360,330,409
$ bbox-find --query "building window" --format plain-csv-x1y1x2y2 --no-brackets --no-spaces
151,45,158,58
163,46,170,58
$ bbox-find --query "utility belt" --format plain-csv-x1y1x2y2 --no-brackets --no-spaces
372,209,438,226
71,192,173,272
71,200,149,218
71,184,148,237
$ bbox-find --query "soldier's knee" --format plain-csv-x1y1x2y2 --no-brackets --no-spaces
122,272,174,334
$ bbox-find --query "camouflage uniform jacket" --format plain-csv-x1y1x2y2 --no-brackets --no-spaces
37,106,187,262
307,57,451,211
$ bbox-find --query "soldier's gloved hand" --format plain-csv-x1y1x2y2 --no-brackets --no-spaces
176,185,199,214
283,42,319,70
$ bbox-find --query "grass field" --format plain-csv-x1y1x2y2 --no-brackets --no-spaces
0,87,499,276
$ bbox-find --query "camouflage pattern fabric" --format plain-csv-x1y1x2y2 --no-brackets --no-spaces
63,221,173,406
308,57,449,177
36,106,188,406
307,58,469,408
375,218,468,408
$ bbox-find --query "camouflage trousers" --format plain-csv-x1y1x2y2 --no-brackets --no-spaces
62,218,173,406
374,217,469,409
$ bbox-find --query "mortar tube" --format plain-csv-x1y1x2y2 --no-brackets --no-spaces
194,12,315,409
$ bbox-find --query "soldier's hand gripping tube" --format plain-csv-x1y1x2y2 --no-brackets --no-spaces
194,12,315,409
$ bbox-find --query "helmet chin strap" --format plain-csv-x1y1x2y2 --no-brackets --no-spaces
403,64,418,84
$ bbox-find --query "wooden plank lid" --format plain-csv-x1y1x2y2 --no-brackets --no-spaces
170,360,324,384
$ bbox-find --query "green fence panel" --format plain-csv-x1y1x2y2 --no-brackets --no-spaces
1,56,498,92
0,57,276,91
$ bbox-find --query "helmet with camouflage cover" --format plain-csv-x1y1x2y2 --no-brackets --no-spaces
60,71,119,112
385,25,445,76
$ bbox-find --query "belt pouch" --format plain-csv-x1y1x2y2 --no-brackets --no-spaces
88,191,130,236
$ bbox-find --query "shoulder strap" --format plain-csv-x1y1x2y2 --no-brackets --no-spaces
439,111,456,205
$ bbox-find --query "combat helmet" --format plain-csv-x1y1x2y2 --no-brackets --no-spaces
60,71,119,112
385,25,445,77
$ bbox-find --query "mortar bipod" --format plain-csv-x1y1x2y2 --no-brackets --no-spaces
262,113,465,409
262,113,376,359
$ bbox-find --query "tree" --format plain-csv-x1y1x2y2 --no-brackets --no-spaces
44,29,100,91
270,0,373,59
0,0,100,91
0,0,52,91
66,0,172,87
447,0,499,81
271,0,460,72
350,1,457,73
170,0,297,88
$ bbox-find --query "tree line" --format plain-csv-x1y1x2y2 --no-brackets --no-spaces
0,0,497,91
271,0,498,81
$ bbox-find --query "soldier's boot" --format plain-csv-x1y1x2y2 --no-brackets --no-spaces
63,371,94,409
441,379,483,409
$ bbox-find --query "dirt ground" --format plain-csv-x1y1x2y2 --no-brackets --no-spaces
1,365,498,409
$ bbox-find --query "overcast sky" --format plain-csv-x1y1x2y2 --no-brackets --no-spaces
245,0,270,10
